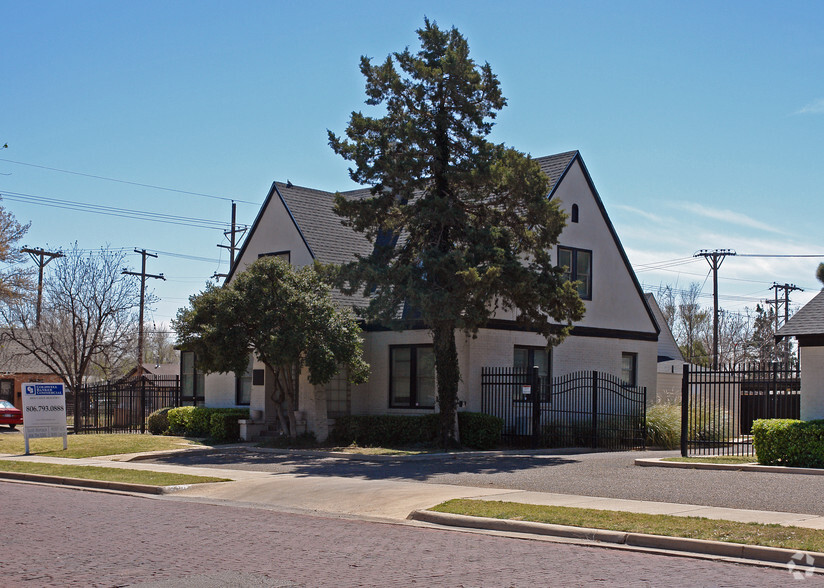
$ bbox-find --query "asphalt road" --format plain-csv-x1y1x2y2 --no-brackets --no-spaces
145,448,824,516
2,481,806,587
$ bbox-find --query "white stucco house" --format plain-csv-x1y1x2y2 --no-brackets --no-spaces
183,151,660,440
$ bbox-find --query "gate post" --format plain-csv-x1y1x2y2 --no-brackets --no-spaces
140,376,146,434
531,366,541,449
591,371,598,449
680,364,690,457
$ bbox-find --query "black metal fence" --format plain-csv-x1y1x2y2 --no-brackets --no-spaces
481,367,646,451
680,362,800,457
68,375,181,434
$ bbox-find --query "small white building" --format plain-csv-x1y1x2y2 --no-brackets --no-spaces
776,290,824,420
184,151,660,440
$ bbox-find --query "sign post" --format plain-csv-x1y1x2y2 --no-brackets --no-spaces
22,382,68,454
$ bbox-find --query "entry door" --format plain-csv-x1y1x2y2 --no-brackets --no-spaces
0,379,14,403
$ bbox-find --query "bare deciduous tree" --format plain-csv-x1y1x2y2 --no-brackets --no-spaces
0,200,33,301
0,244,142,396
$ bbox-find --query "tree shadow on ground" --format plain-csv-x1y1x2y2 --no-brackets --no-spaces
144,447,583,482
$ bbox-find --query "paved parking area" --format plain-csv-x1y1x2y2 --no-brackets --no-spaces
144,448,824,516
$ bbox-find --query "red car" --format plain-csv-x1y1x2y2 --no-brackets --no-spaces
0,400,23,429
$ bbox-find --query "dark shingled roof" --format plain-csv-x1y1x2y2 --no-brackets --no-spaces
535,151,578,190
270,151,580,310
777,290,824,338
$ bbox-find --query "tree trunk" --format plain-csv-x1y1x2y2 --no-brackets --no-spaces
433,321,459,448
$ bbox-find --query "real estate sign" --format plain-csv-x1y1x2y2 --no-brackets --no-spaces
22,382,68,454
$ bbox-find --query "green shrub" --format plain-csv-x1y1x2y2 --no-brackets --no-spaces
188,407,216,436
147,407,174,435
167,406,196,435
646,403,681,449
330,414,440,447
167,406,249,441
457,412,503,450
209,409,250,443
752,419,824,468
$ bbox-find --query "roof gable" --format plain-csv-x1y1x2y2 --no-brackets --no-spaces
777,290,824,338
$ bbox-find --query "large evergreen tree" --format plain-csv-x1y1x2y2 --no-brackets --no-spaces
329,19,584,446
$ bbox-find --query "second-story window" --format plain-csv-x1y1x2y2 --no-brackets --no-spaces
558,246,592,300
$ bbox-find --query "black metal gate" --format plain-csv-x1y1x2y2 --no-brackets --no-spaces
69,375,181,434
481,367,646,450
680,362,800,457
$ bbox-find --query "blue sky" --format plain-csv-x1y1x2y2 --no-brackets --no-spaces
2,0,822,327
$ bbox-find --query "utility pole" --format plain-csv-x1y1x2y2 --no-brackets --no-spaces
694,249,736,369
214,201,247,280
122,249,165,370
770,282,802,364
21,247,63,326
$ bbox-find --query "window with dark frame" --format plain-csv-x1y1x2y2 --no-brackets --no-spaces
180,350,205,406
571,204,579,223
390,345,436,408
258,250,291,262
513,346,551,401
558,246,592,300
325,367,350,419
621,352,638,386
235,355,254,406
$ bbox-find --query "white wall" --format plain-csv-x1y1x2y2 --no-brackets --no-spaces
203,372,238,408
231,188,314,279
551,160,655,334
800,346,824,420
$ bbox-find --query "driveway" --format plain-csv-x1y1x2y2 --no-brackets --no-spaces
143,447,824,516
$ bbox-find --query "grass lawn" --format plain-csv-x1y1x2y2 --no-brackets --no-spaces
663,456,756,465
0,433,204,459
432,499,824,552
0,460,228,486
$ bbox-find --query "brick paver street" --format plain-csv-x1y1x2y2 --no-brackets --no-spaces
3,481,810,587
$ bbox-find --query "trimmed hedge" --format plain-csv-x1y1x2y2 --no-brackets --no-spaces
457,412,503,450
147,407,173,436
752,418,824,468
166,407,250,442
330,412,503,449
330,414,440,447
210,409,250,442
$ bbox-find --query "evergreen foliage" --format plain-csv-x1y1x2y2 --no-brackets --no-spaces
329,19,584,446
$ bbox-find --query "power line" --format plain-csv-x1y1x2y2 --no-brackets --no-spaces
0,157,258,205
1,189,243,231
737,253,824,258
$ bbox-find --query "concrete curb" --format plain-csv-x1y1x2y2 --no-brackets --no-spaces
635,457,824,475
0,470,167,494
409,510,824,569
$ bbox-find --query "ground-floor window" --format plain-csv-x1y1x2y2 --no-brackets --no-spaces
390,345,436,408
325,367,350,418
513,346,551,400
236,355,254,405
180,351,205,406
621,352,638,386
